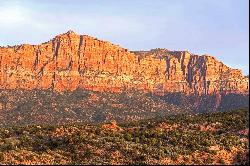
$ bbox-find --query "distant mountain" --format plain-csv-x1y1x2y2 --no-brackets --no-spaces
0,30,248,113
0,30,248,94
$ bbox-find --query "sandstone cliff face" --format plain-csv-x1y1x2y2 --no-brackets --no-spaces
133,49,249,95
0,31,248,95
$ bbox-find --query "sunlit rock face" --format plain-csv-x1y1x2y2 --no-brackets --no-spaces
0,31,248,96
134,49,248,95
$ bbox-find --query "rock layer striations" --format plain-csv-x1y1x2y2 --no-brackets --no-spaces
0,31,248,95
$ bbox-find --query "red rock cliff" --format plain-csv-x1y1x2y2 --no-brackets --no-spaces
0,31,248,95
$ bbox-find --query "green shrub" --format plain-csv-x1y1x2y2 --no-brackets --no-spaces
219,158,225,164
0,152,4,161
124,133,132,141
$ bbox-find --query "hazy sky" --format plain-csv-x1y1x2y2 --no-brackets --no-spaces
0,0,249,74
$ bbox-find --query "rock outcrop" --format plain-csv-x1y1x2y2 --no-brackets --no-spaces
133,49,249,95
0,31,248,96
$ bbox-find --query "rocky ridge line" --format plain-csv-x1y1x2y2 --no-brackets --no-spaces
0,30,248,95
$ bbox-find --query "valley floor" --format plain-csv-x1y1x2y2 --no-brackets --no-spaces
0,108,249,165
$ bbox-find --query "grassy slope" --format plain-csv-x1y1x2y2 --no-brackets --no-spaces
0,108,249,165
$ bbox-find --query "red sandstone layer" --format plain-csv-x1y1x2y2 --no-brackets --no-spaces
0,31,248,95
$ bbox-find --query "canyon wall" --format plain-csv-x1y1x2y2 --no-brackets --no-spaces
0,31,248,95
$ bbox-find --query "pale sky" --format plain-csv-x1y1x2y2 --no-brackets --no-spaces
0,0,249,75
